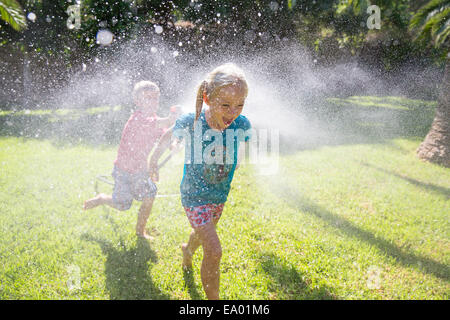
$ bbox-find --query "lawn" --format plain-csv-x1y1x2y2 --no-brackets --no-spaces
0,96,448,299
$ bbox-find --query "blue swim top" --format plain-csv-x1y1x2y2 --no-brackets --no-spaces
172,110,252,207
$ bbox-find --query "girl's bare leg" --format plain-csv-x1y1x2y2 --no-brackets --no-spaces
182,230,201,269
195,222,222,300
83,193,116,210
181,217,220,269
136,197,155,239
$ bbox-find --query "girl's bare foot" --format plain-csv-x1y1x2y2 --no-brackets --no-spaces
181,243,193,270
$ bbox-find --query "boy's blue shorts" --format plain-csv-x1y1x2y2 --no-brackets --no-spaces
111,165,157,211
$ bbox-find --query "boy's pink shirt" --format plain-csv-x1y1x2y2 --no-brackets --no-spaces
114,110,165,174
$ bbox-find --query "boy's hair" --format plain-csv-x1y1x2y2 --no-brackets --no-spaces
195,63,248,121
133,81,160,101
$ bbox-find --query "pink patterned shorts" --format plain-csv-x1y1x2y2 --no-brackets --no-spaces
184,203,225,228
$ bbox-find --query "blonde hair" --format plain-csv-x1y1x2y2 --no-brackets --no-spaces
133,81,160,101
195,63,248,121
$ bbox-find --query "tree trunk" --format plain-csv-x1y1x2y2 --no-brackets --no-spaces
416,56,450,167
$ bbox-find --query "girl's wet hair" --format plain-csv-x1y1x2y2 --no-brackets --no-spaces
195,63,248,121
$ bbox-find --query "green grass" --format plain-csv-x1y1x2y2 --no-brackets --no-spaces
0,96,449,299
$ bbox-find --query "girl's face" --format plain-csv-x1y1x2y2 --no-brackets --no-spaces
205,84,247,131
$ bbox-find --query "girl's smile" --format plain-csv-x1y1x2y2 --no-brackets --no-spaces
204,84,247,131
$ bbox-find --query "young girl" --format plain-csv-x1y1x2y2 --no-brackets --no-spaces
149,63,251,300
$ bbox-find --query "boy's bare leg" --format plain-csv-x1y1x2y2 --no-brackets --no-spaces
83,193,115,210
195,222,222,300
136,197,155,239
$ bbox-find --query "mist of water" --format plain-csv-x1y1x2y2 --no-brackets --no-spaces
15,25,439,154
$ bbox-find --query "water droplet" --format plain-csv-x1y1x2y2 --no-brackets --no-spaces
150,47,157,53
154,25,163,34
27,12,37,22
173,50,179,57
96,29,114,46
269,2,279,11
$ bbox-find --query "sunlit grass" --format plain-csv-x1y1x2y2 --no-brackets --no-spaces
0,96,448,300
0,106,122,117
327,96,437,110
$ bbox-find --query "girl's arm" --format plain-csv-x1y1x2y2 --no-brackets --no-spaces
149,125,174,182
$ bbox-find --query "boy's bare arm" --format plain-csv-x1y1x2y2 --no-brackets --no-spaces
156,105,181,129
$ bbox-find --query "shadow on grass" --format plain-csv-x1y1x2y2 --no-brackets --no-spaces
81,233,169,300
79,208,169,299
260,252,336,299
183,268,202,300
271,179,450,282
361,162,450,199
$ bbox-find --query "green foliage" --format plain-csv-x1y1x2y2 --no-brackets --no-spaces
336,0,370,15
81,0,136,35
336,0,412,30
410,0,450,48
0,0,27,31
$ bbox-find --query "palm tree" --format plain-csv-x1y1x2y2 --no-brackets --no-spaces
0,0,27,31
410,0,450,167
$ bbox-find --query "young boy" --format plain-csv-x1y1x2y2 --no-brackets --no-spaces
83,81,178,239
